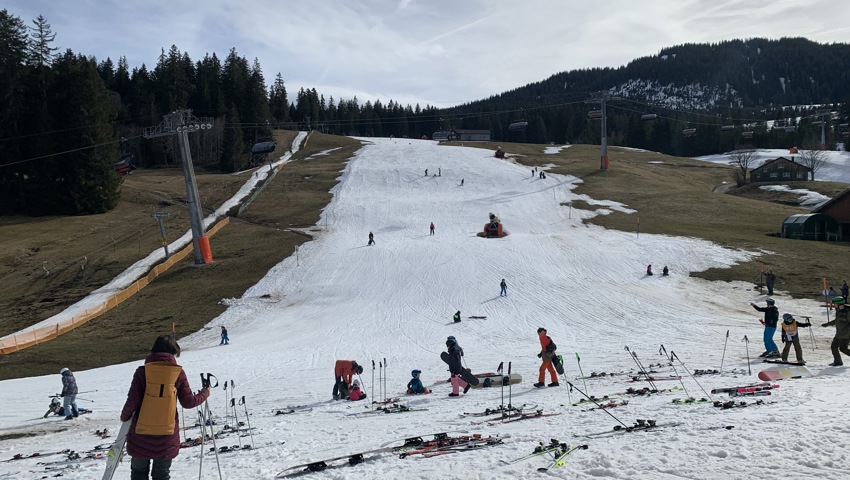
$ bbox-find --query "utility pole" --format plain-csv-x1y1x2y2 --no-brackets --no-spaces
586,92,621,171
152,212,170,258
144,110,214,265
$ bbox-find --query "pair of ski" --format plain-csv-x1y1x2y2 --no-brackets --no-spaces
671,397,711,404
710,383,779,395
276,433,499,477
713,399,767,409
581,400,629,411
581,420,682,438
501,440,588,471
460,404,535,417
347,403,428,416
471,409,560,425
398,434,504,458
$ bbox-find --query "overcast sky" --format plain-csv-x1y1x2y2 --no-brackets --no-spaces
6,1,850,108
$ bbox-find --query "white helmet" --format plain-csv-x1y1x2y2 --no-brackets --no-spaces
60,368,69,375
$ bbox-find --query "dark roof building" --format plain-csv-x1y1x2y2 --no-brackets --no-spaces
813,188,850,240
750,157,811,183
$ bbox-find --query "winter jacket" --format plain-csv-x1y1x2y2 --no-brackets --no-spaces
61,370,78,397
446,344,464,376
752,304,779,328
538,331,556,362
334,360,358,385
407,377,426,394
781,320,811,342
348,385,366,401
120,352,208,459
825,305,850,339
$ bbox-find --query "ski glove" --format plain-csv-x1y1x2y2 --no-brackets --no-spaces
537,353,542,358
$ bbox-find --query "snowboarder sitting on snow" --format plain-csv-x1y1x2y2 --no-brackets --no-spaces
348,380,367,401
751,298,780,358
407,369,431,394
445,336,471,397
646,265,653,276
534,328,560,388
333,360,364,400
368,232,374,246
823,296,850,366
662,266,669,276
780,314,811,364
453,310,461,323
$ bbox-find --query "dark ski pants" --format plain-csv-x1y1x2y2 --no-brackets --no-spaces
130,457,172,480
332,376,347,398
830,336,850,365
781,340,804,362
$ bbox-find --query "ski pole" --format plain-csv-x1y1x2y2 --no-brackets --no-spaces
229,398,242,448
507,362,513,410
497,362,504,411
563,379,629,429
660,345,690,398
575,353,590,397
659,344,671,363
223,381,229,426
558,356,571,405
742,335,751,375
670,352,713,401
199,373,223,480
624,346,657,391
371,360,375,411
720,330,730,373
73,397,95,403
383,357,388,403
181,406,187,442
802,316,816,350
239,396,255,449
378,361,383,403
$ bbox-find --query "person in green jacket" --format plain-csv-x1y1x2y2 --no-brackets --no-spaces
823,296,850,366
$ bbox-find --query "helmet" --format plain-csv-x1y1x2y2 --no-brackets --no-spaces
60,368,69,375
537,327,546,334
766,298,775,305
834,297,846,306
411,369,421,377
353,379,360,387
354,364,363,375
782,313,794,323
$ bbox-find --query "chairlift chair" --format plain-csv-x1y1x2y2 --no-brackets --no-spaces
251,141,276,155
682,127,697,137
640,113,657,121
587,110,603,120
113,153,136,175
720,125,735,132
741,131,754,139
508,120,528,132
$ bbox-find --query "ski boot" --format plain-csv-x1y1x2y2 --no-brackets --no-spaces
533,382,545,388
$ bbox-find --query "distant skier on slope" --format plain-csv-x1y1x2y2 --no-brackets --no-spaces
534,328,559,388
823,296,850,366
500,279,507,297
430,222,435,236
368,232,374,246
646,265,653,276
453,310,461,323
445,336,471,396
751,298,780,358
219,326,229,345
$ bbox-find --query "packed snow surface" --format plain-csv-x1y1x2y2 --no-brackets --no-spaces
2,138,849,480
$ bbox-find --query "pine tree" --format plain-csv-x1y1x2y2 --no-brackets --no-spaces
26,14,57,68
220,103,244,172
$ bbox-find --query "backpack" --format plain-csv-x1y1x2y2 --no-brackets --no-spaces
136,362,182,435
545,337,557,353
337,381,350,399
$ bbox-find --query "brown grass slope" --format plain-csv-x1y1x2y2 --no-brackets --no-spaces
1,138,848,380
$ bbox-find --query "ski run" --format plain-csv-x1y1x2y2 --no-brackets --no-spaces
2,140,850,479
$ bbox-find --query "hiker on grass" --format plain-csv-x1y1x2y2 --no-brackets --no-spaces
780,314,811,364
121,335,210,480
823,296,850,366
59,368,79,420
751,298,780,358
219,326,229,345
500,279,507,297
407,369,431,394
445,336,470,396
333,360,363,400
534,328,559,388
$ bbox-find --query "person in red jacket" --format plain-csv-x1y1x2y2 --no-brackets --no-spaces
534,328,559,388
333,360,363,400
120,335,209,480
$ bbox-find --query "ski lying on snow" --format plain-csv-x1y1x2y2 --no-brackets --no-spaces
713,399,768,409
581,400,629,411
626,375,681,382
581,420,683,438
460,404,536,417
671,397,711,405
537,444,589,472
347,404,428,416
762,360,806,366
710,383,775,394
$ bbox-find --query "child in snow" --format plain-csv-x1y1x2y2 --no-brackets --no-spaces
453,311,461,323
348,380,367,401
333,360,364,400
407,370,431,394
780,314,811,364
646,265,653,276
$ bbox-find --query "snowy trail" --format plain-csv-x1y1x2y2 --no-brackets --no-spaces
1,138,848,479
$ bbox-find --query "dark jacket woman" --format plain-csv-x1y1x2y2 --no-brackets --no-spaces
120,351,208,459
445,337,464,375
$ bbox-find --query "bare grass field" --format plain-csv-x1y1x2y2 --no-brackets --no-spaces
1,137,848,379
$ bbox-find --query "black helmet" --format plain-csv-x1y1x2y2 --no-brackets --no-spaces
411,369,421,377
766,298,775,305
537,327,546,334
354,363,363,375
782,313,794,324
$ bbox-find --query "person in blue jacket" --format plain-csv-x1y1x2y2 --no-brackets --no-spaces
406,370,431,394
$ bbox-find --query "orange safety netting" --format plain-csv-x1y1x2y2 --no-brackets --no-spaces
0,218,229,355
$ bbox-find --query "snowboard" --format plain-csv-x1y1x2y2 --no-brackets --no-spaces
467,316,487,319
762,359,806,366
440,352,480,386
757,366,812,381
471,373,522,389
552,354,565,375
101,419,132,480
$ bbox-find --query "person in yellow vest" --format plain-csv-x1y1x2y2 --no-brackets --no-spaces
779,314,811,364
120,335,210,479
